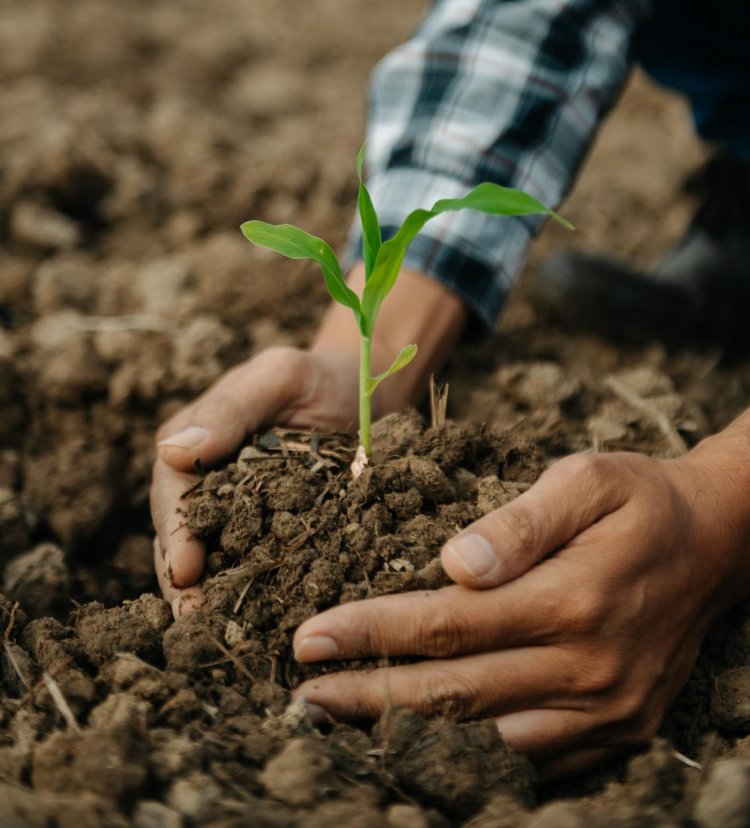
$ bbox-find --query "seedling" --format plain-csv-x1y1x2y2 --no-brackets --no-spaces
241,145,571,467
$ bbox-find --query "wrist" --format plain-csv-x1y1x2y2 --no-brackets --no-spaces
311,262,468,415
670,417,750,612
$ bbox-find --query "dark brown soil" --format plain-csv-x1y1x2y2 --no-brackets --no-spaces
3,0,750,825
187,415,542,687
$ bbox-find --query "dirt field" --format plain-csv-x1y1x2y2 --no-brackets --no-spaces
2,1,750,825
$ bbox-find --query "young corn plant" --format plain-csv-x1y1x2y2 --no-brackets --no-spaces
241,145,571,471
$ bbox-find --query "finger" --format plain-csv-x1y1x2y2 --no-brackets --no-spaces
494,709,584,757
293,576,560,662
442,454,632,589
153,538,204,618
150,458,205,587
157,348,319,472
493,709,636,781
155,352,303,474
294,648,573,722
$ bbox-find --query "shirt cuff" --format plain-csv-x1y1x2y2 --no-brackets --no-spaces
343,166,539,330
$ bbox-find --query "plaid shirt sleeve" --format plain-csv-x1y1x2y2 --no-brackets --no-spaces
345,0,652,328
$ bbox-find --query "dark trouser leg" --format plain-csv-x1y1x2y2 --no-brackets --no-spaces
634,0,750,162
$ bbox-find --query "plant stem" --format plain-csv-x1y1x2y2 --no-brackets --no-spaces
359,335,372,456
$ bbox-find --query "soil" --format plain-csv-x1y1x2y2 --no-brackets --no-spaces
2,0,750,825
186,416,543,688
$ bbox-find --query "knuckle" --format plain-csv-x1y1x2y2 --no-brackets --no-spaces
417,670,484,718
570,651,624,696
417,607,469,657
563,589,609,634
362,620,389,658
346,610,384,658
558,452,610,492
360,607,410,659
555,452,595,479
493,505,540,561
259,346,308,383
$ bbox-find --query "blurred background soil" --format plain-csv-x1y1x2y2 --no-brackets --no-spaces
2,0,750,825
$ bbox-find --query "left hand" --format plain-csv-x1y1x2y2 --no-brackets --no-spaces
151,347,361,616
292,450,746,780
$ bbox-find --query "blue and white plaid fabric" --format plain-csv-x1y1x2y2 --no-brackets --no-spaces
345,0,651,328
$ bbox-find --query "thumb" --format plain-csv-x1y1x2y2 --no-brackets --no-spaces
441,455,630,589
156,348,307,473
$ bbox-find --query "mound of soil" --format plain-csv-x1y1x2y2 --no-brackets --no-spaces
187,413,542,687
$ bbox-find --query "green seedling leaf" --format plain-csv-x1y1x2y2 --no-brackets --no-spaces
241,150,573,462
361,183,572,331
356,143,381,281
432,182,574,229
241,220,362,325
367,343,418,394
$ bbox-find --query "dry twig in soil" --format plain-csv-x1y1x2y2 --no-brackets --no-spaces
429,375,450,428
604,374,688,455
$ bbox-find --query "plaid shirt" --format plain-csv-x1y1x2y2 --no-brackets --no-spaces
346,0,652,328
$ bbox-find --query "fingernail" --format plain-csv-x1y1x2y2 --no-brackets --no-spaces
295,636,338,662
158,426,208,451
444,534,496,578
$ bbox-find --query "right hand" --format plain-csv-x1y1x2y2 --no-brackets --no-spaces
151,346,360,616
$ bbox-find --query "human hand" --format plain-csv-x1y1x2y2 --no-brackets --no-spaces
152,346,359,616
293,450,748,779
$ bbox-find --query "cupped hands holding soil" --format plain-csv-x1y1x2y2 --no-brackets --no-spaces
181,411,542,690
